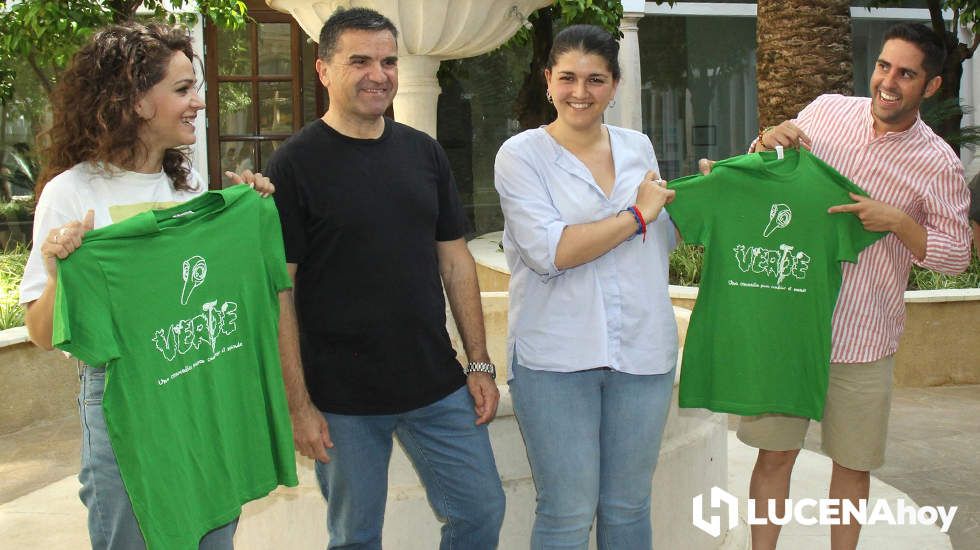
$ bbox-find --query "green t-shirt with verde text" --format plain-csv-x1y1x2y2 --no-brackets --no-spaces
53,185,298,550
665,148,885,420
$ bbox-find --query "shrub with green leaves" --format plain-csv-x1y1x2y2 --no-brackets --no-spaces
0,243,28,330
908,254,980,290
668,243,703,286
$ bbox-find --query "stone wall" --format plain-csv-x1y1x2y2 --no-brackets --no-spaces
894,291,980,387
0,328,77,435
474,259,980,389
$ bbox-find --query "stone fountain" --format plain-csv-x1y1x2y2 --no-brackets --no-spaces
266,0,552,138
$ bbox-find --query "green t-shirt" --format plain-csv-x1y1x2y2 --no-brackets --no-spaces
53,185,298,550
666,148,885,420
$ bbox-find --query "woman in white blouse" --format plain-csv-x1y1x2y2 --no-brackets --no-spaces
494,24,679,550
21,22,271,550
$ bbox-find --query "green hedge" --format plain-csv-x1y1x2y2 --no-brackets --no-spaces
0,243,28,330
908,257,980,290
668,243,980,291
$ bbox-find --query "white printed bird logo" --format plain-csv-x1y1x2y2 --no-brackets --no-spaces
180,255,207,305
763,204,792,237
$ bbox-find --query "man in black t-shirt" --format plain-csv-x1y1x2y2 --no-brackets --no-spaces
267,7,504,549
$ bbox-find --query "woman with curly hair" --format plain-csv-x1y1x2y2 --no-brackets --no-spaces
19,21,271,549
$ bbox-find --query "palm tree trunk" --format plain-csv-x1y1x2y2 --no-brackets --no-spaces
756,0,853,128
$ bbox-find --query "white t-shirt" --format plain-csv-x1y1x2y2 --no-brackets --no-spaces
19,162,204,304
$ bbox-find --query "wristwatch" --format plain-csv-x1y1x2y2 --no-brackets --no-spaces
464,361,496,379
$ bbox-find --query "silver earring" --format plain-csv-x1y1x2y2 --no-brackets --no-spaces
546,91,553,104
608,99,617,108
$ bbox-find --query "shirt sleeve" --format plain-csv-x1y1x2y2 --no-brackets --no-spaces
19,183,81,304
828,168,887,263
639,134,677,250
259,196,293,293
665,173,712,247
914,161,972,274
267,150,308,265
52,249,120,366
432,142,468,242
836,211,886,264
494,140,567,280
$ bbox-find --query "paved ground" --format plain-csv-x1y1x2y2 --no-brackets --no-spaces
726,384,979,549
0,413,78,504
2,385,976,548
841,385,980,549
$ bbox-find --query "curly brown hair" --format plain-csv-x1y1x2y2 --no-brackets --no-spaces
36,21,199,196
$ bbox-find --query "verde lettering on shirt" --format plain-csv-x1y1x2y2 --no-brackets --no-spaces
150,253,240,369
732,243,811,286
731,203,812,287
152,299,239,362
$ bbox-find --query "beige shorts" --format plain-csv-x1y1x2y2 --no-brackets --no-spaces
737,355,895,471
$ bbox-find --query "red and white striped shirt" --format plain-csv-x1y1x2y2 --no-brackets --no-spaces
793,94,971,363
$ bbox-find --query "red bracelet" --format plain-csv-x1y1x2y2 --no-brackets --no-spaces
630,205,647,242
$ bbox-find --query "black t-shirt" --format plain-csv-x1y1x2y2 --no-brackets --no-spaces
268,118,468,414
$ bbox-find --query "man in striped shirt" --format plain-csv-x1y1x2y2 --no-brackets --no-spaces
736,23,971,550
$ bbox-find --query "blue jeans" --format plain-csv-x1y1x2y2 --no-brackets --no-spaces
78,365,238,550
509,363,675,550
314,385,505,550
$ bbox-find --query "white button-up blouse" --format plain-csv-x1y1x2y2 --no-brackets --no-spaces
494,125,679,377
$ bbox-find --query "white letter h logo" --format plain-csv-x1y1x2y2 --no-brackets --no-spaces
693,487,740,537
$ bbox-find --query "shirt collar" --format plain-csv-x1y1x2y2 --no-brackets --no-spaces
84,186,243,242
539,126,619,196
865,99,925,143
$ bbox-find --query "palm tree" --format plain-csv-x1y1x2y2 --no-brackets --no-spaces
756,0,853,127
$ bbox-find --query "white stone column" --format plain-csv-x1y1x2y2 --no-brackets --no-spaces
605,0,644,131
391,54,443,138
961,24,977,175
